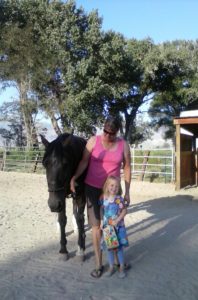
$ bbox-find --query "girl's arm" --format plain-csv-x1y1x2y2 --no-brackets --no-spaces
111,207,127,227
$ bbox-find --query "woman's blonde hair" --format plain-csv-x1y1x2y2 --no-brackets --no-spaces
103,175,122,196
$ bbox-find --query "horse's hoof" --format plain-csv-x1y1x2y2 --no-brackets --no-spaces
75,254,85,262
76,247,85,262
59,252,69,261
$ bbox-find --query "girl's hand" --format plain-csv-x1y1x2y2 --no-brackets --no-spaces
111,219,118,227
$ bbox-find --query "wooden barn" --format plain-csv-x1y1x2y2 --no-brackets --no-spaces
174,111,198,190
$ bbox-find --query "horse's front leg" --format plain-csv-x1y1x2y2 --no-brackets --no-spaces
73,195,86,261
58,202,69,260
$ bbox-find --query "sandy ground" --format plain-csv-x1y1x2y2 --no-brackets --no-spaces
1,171,198,300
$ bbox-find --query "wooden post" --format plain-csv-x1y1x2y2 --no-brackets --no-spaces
175,124,181,190
195,147,198,187
138,151,150,181
33,152,40,173
2,149,6,171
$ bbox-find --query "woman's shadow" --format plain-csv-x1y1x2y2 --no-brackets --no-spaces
125,194,198,264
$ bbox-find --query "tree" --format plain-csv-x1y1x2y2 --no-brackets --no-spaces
3,1,196,146
97,36,156,142
0,0,49,147
0,101,26,147
147,40,198,140
0,1,156,143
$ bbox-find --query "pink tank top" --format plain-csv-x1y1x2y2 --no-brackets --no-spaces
85,136,124,188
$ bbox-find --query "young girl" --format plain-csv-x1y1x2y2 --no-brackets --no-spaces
100,175,129,278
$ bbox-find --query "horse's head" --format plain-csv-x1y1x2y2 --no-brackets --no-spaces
41,133,78,212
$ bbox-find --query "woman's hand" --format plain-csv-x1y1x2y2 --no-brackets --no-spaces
100,222,104,230
70,176,76,193
124,192,130,206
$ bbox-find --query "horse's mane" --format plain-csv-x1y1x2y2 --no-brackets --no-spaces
42,133,70,166
42,133,86,167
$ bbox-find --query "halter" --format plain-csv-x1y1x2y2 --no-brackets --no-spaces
48,186,77,200
48,186,65,193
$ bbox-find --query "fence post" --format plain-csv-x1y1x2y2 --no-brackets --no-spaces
24,149,27,170
2,148,6,171
138,150,150,181
33,152,40,173
132,146,135,176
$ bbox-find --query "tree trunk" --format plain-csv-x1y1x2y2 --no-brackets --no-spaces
124,108,138,141
47,109,62,136
19,81,39,148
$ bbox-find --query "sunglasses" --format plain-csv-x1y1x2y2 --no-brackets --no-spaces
103,129,116,136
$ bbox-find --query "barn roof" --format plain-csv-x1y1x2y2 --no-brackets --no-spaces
173,116,198,137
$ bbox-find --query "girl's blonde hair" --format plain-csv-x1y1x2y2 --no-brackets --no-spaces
103,175,122,196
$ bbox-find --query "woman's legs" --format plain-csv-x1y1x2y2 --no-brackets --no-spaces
85,184,103,277
92,225,102,268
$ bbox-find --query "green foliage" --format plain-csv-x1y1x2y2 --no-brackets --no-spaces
1,1,198,146
147,41,198,139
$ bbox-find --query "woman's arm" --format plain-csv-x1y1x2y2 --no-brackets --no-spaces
123,141,131,205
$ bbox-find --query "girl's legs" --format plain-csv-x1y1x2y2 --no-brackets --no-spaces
117,247,126,278
107,249,115,267
106,250,115,276
117,247,124,266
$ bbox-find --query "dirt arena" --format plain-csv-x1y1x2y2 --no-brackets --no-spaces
0,171,198,300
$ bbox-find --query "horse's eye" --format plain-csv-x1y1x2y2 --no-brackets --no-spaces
62,158,68,165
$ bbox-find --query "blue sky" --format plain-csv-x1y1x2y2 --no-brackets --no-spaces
76,0,198,43
1,0,198,104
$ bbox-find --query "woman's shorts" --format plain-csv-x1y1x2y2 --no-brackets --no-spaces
85,184,102,226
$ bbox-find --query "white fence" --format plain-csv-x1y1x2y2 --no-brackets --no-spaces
0,147,175,182
131,147,175,183
0,148,45,173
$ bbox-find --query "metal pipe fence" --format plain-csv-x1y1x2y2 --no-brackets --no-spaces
0,147,175,183
131,147,175,183
0,147,45,173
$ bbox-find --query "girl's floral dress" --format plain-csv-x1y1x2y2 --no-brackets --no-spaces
100,195,129,249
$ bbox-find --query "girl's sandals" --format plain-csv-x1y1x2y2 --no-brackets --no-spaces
105,267,115,277
90,266,104,278
118,270,126,279
114,263,131,270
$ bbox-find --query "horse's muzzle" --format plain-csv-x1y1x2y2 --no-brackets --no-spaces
48,192,65,212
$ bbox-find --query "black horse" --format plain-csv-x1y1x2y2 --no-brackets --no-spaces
41,133,87,260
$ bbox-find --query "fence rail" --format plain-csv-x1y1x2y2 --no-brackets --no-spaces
131,147,175,183
0,148,45,173
0,147,175,183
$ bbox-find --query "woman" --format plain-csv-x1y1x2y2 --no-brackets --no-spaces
70,116,131,278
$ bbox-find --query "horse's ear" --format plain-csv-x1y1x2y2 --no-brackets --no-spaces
40,134,49,148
